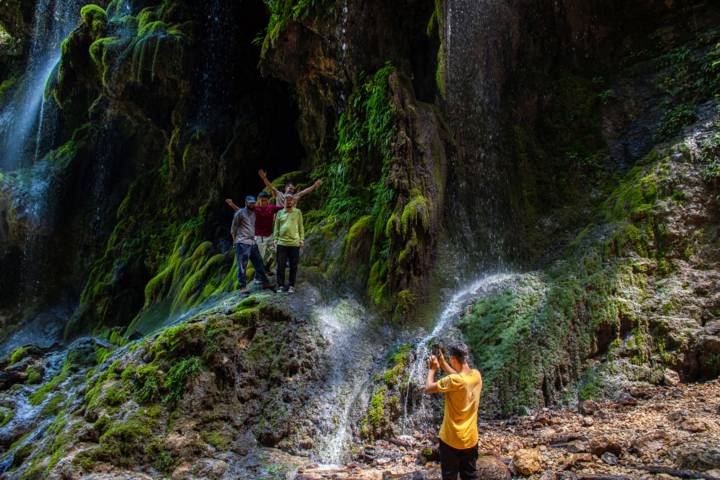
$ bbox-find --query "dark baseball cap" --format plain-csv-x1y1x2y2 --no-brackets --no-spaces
245,196,256,203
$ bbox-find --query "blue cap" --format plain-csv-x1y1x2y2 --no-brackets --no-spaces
245,196,256,203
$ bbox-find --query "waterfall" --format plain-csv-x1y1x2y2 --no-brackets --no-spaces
309,274,514,465
400,273,514,432
312,298,390,464
0,0,84,170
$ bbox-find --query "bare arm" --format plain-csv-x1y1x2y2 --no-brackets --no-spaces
259,169,283,199
424,355,441,394
437,348,458,375
225,199,241,212
296,179,322,200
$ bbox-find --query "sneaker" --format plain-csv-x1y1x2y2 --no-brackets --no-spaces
254,279,262,285
239,286,250,294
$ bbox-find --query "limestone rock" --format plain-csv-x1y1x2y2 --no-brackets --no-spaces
578,400,598,415
588,436,622,456
476,455,511,480
511,449,541,476
631,430,669,456
567,440,586,453
681,418,708,433
193,459,227,479
601,452,619,465
299,436,314,450
664,369,681,386
675,443,720,471
582,416,594,427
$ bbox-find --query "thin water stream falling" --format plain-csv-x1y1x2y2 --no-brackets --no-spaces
0,0,84,170
400,273,514,432
309,274,514,465
313,298,389,464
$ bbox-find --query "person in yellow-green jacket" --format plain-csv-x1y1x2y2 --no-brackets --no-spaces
273,194,304,294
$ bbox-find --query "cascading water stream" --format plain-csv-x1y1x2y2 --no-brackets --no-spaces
401,273,515,432
309,275,514,466
312,298,389,464
0,0,85,170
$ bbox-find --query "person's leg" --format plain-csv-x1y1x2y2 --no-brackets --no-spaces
458,443,480,480
236,244,250,288
288,246,300,287
265,241,276,272
249,243,270,284
439,439,461,480
276,245,288,288
255,236,268,261
253,237,267,284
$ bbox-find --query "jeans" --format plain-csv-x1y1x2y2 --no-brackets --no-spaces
439,439,479,480
276,245,300,288
235,243,269,287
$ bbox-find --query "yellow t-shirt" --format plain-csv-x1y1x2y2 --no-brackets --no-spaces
437,370,483,450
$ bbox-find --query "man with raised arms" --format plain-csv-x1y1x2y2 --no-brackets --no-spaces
425,342,483,480
258,169,322,207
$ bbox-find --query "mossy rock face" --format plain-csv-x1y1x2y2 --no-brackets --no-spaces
460,131,720,416
15,300,326,478
359,343,416,441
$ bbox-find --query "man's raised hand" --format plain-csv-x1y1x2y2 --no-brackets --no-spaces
428,354,440,371
259,169,267,178
314,179,322,187
225,199,233,205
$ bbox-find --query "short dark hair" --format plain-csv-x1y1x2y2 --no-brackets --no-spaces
258,192,269,199
448,342,470,364
285,182,295,189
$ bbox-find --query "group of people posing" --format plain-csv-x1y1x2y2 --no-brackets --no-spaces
227,169,321,294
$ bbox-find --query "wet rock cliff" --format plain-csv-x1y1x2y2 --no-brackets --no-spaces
0,0,720,477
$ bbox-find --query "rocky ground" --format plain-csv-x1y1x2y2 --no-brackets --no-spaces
295,380,720,480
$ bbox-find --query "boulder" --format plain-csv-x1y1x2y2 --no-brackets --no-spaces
299,436,314,450
511,449,541,476
664,369,681,386
0,371,28,390
476,455,511,480
601,452,619,465
582,416,595,427
681,418,707,433
567,440,586,453
578,400,598,415
588,436,623,456
675,443,720,471
193,459,227,479
631,431,669,456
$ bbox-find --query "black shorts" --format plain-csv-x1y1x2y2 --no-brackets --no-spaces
439,439,479,480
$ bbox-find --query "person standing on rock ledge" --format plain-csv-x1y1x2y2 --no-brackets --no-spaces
425,342,483,480
231,195,274,294
273,194,304,294
226,192,284,276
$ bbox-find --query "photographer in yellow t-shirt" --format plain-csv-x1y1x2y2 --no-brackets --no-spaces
425,342,483,480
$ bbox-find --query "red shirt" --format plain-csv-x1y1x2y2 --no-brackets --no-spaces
253,204,284,237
